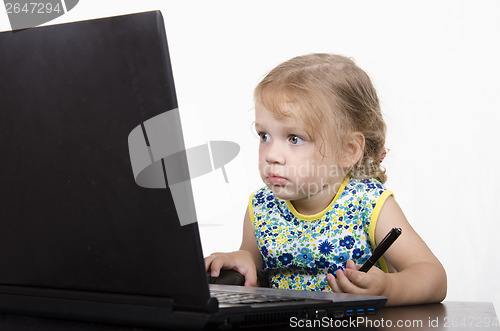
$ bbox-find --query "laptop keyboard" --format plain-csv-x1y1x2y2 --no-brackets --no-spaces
211,290,305,305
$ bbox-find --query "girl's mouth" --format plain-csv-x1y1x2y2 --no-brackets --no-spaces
268,175,288,186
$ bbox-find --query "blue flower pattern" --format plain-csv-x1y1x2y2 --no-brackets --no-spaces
252,177,389,291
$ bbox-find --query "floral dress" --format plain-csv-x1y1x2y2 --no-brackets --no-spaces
250,176,393,291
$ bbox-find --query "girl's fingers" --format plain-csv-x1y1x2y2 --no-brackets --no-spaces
204,253,230,277
336,269,365,294
343,268,370,289
204,256,214,271
326,273,343,293
242,269,258,287
346,259,360,270
208,260,223,277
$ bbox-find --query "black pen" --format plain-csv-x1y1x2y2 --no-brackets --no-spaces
359,227,402,272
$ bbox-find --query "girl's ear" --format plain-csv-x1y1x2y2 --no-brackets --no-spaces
339,132,365,168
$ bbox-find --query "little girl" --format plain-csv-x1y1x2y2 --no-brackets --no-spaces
205,53,446,306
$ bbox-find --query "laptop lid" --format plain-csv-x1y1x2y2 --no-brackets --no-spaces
0,11,214,312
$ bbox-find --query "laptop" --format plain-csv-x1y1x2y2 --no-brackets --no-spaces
0,11,386,329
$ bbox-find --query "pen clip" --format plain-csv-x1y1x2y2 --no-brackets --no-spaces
381,227,401,243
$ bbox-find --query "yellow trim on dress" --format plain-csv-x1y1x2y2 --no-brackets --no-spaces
248,193,256,224
367,190,393,273
285,175,350,222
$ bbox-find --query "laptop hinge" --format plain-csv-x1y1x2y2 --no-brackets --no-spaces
0,284,174,307
171,296,219,314
0,285,178,328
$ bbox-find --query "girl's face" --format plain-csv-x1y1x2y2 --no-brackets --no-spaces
255,102,345,209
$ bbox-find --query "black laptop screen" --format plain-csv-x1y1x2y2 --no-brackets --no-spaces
0,12,210,310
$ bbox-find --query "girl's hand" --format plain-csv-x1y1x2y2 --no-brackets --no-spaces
326,260,391,297
204,250,258,287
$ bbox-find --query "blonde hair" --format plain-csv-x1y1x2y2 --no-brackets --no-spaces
254,53,387,183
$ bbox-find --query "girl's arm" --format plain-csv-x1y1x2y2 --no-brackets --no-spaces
327,196,447,306
204,207,262,286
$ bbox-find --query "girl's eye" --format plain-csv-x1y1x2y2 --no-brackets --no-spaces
259,132,270,142
288,135,304,145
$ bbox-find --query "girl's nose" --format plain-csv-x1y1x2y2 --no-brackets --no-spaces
264,142,286,165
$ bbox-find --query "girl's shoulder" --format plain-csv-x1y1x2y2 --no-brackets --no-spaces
337,177,391,209
344,177,387,196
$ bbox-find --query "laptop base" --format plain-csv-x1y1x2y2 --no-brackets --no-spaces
0,284,385,329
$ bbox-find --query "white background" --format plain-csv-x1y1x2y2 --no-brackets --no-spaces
2,0,499,311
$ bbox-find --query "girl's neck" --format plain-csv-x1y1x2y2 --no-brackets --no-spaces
290,179,345,216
